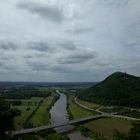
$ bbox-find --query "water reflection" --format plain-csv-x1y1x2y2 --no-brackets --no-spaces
50,92,74,133
50,91,92,140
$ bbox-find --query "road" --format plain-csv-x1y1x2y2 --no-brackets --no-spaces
74,97,117,115
12,114,106,136
74,97,140,121
111,115,140,121
74,97,103,114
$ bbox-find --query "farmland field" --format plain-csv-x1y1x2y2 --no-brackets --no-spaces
12,97,43,127
84,117,132,137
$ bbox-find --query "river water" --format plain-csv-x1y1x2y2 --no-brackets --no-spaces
49,91,92,140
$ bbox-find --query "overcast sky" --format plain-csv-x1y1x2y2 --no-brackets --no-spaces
0,0,140,82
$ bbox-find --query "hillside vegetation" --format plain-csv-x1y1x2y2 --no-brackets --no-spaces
77,72,140,107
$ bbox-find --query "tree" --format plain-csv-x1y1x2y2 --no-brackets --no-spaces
0,98,21,138
113,121,140,140
127,121,140,140
113,130,126,140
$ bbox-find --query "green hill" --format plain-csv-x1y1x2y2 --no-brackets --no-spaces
77,72,140,108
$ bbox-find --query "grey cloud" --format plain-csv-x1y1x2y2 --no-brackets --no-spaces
59,59,84,64
59,50,96,64
0,56,15,61
23,55,33,59
94,61,112,67
59,41,77,50
98,0,132,8
0,62,4,67
67,27,94,35
0,41,17,50
27,62,49,71
71,51,96,59
0,61,14,71
17,1,65,23
49,66,73,73
27,61,73,73
28,41,52,52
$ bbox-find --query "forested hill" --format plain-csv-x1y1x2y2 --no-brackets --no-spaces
77,72,140,108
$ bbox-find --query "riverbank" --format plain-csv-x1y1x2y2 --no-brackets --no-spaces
27,91,60,127
64,91,99,120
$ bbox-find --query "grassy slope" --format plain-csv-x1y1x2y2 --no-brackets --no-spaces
68,95,99,119
77,98,102,110
84,117,132,137
29,96,54,126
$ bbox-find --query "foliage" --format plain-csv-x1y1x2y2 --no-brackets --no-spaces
77,125,110,140
15,134,38,140
113,130,126,140
121,110,140,119
39,130,70,140
0,98,20,137
127,121,140,140
78,72,140,108
1,87,51,99
10,100,22,105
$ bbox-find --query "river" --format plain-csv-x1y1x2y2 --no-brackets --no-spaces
50,91,92,140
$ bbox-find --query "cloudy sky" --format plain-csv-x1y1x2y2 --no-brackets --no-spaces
0,0,140,82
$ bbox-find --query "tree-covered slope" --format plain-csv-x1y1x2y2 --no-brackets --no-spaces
77,72,140,107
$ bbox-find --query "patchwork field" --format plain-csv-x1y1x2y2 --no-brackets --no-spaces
12,97,43,127
84,117,132,137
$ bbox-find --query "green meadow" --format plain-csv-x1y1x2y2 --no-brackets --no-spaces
12,97,43,127
29,95,54,126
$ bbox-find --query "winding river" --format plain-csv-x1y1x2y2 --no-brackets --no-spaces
50,91,92,140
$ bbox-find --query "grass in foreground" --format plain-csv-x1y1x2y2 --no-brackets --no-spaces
28,96,54,126
84,117,132,137
77,98,102,110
